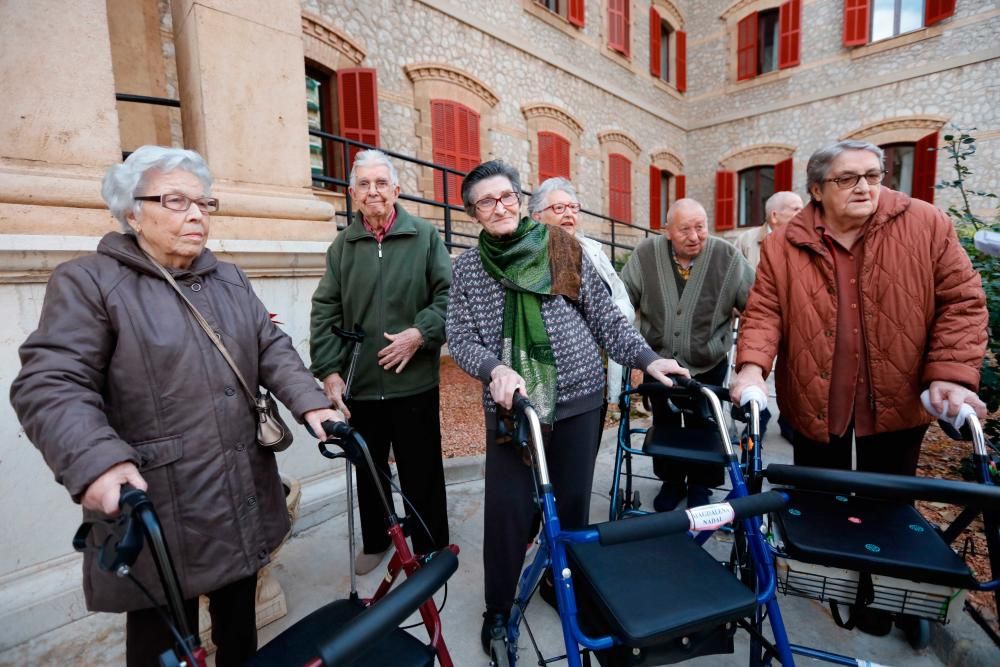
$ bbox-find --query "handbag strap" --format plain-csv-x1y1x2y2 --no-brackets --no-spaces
142,250,258,406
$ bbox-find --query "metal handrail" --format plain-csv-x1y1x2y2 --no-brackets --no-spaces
309,130,660,261
115,93,181,108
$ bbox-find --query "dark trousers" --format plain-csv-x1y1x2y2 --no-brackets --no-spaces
649,360,729,493
792,423,928,475
125,574,257,666
484,408,602,613
348,386,449,555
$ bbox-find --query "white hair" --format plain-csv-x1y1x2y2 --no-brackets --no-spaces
528,177,579,217
100,145,212,232
764,191,800,221
349,149,400,189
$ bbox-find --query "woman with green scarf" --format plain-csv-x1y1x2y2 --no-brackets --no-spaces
445,160,688,654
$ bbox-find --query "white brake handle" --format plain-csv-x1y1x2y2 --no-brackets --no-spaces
920,390,975,431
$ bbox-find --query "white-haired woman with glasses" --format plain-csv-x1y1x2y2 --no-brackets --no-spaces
528,177,636,418
10,145,341,666
445,160,688,654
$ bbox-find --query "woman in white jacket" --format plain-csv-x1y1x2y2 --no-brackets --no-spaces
528,177,636,414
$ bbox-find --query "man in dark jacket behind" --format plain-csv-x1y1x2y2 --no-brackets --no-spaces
310,149,452,574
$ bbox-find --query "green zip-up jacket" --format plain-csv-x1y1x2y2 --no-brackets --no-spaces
310,204,452,400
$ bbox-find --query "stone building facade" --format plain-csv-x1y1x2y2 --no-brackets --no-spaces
0,0,997,650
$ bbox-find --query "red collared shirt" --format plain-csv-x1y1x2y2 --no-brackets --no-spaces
817,221,876,438
362,208,397,243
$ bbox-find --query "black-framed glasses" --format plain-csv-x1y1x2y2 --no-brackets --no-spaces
542,201,581,215
823,170,886,190
474,191,520,213
136,194,219,213
354,179,393,193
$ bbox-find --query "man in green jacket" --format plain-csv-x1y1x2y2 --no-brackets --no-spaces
310,149,452,574
622,198,753,511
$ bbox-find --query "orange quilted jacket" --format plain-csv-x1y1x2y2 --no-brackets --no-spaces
736,188,987,442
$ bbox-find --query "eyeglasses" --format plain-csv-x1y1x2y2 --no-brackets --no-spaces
136,194,219,213
542,202,581,215
354,179,393,193
823,170,886,190
474,191,520,213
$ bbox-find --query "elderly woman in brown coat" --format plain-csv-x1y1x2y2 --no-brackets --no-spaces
10,145,341,666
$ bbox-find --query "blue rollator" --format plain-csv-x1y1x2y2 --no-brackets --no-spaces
491,378,794,667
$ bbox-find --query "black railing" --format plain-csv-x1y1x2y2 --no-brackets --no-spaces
309,129,659,262
115,93,182,160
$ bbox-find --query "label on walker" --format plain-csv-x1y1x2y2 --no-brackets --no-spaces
686,503,735,532
856,661,890,667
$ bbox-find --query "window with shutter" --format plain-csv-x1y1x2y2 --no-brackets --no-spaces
337,68,380,167
649,7,661,79
715,171,736,231
306,65,336,188
676,31,687,92
738,166,776,228
737,14,757,80
778,0,801,69
538,131,570,183
431,100,480,206
609,153,632,223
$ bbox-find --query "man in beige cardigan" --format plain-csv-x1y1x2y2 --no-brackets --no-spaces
622,198,754,510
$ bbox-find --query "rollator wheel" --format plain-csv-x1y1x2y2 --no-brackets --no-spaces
489,637,511,667
613,489,625,520
632,490,641,511
900,615,930,650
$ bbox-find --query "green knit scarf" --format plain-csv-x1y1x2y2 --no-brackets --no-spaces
479,217,559,424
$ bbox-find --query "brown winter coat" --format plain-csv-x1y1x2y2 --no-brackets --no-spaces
10,232,330,612
736,188,986,443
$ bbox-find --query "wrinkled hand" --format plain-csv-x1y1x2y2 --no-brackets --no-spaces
644,358,690,387
82,462,147,517
490,365,526,411
927,380,987,419
322,372,351,419
729,364,768,406
304,407,346,441
378,328,423,374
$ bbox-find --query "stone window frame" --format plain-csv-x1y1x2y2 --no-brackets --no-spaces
718,143,795,229
598,130,642,224
650,0,685,95
840,115,948,147
522,103,584,190
405,63,500,206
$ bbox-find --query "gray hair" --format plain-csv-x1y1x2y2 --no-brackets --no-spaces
460,160,522,217
349,149,400,189
764,190,800,221
806,140,884,201
101,145,212,232
665,198,706,227
528,177,579,217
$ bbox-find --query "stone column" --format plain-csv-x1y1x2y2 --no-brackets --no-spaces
169,0,334,239
0,0,122,236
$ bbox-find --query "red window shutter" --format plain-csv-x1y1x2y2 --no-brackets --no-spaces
715,170,736,231
337,68,380,165
568,0,585,28
431,100,480,206
774,158,793,191
649,7,661,78
538,132,570,183
623,0,631,57
843,0,869,46
676,31,687,92
608,0,629,55
609,154,632,224
675,174,686,200
737,13,758,81
778,0,801,69
649,165,662,229
912,131,938,203
925,0,956,27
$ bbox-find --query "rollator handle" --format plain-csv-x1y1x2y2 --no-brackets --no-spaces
315,419,362,461
634,381,730,403
596,491,788,546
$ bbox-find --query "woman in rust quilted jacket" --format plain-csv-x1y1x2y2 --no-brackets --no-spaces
731,140,987,478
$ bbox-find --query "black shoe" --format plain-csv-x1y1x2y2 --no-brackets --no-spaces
539,574,558,610
653,483,685,512
687,485,712,509
481,610,508,656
